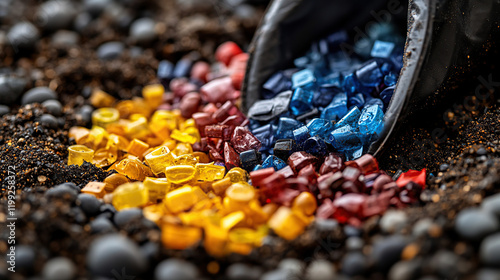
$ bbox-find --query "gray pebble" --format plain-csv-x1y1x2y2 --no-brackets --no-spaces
40,114,58,129
305,259,336,280
42,257,76,280
380,210,408,233
77,105,94,124
97,41,125,60
480,233,500,267
476,269,500,280
371,235,408,272
74,13,93,33
0,105,9,115
35,1,76,31
77,194,102,217
260,269,290,280
429,250,459,279
16,245,36,274
278,258,304,276
22,87,57,105
129,18,157,44
87,234,147,278
412,218,433,237
346,237,364,251
90,217,116,234
51,30,79,47
455,208,499,241
7,22,40,50
388,260,420,280
481,193,500,218
84,0,112,17
342,252,367,276
41,99,62,116
225,263,262,280
45,184,78,202
113,208,143,228
0,75,27,105
154,258,198,280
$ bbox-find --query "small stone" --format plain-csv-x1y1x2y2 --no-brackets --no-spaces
155,258,199,280
87,234,147,278
429,250,459,279
278,258,305,276
21,87,57,105
480,233,500,267
41,100,62,116
412,218,433,237
97,41,125,60
226,263,262,280
113,208,143,228
16,245,36,275
388,260,420,280
261,269,290,280
7,22,40,50
77,194,102,217
0,105,9,115
129,18,157,44
45,184,78,202
346,237,364,251
40,114,58,129
90,217,116,234
305,260,336,280
455,208,499,241
0,75,27,105
379,210,408,233
439,164,449,172
51,30,79,47
476,269,500,280
341,252,367,276
477,147,488,155
371,235,408,272
42,257,77,280
84,0,112,16
481,193,500,218
35,0,76,31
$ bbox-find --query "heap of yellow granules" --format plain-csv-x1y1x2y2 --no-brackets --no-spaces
68,85,317,256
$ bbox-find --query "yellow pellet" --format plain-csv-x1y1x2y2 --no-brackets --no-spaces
127,138,150,157
211,177,232,195
164,165,196,184
161,223,202,250
175,154,199,166
172,142,193,156
268,207,307,241
89,89,116,108
170,129,198,145
195,163,226,181
67,145,94,166
292,192,317,216
164,186,196,213
221,211,245,230
112,182,149,211
143,177,171,202
81,182,106,198
225,183,255,203
92,107,120,128
144,146,175,175
142,84,165,108
224,167,249,183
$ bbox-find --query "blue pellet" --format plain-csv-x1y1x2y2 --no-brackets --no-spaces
370,40,395,58
365,97,384,111
306,118,334,141
329,126,363,151
358,105,384,135
291,69,316,89
275,117,304,140
384,72,398,87
356,60,384,88
290,87,314,116
334,106,361,129
294,56,310,68
252,164,263,171
262,71,291,99
303,136,328,156
262,155,287,171
157,60,174,85
173,58,192,78
252,123,275,151
348,93,365,110
293,126,310,145
321,92,348,121
380,86,395,104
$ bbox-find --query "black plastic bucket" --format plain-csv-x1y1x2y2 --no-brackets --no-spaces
241,0,500,158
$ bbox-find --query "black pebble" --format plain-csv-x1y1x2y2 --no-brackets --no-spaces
90,217,116,234
35,0,76,31
129,18,157,44
477,147,488,156
87,234,147,278
155,258,199,280
0,75,27,105
21,87,57,105
77,193,102,217
84,0,112,17
41,99,62,116
371,235,408,272
0,105,9,116
342,252,367,276
77,105,94,125
113,208,143,228
71,206,88,224
97,41,125,60
16,245,36,275
480,233,500,267
45,184,78,202
439,164,449,172
40,114,58,129
140,242,159,263
7,22,40,50
455,208,499,241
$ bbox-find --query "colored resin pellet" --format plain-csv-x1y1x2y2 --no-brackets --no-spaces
67,145,94,166
112,182,149,211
